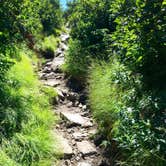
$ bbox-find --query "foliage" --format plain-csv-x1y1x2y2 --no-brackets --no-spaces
0,52,61,165
64,0,113,76
66,0,166,165
37,35,60,58
63,39,90,77
0,0,63,165
39,0,63,35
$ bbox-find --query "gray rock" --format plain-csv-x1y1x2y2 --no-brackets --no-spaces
55,48,63,57
77,141,97,156
44,72,56,79
57,89,65,100
53,131,73,160
43,79,60,87
77,162,91,166
45,61,52,67
60,111,93,127
51,57,64,71
43,66,52,73
61,34,70,43
73,132,87,141
60,43,68,51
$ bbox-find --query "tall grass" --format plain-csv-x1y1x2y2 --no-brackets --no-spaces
0,49,62,165
88,60,125,137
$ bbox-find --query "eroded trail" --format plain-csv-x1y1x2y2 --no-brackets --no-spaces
39,32,105,166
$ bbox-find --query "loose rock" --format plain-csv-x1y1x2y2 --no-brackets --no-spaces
77,141,97,156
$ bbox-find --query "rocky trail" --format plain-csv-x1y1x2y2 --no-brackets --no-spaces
38,32,107,166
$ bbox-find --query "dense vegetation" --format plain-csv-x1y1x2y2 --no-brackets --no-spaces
0,0,63,165
64,0,166,165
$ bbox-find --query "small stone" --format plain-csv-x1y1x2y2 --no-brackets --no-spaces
57,89,65,100
82,105,87,110
77,141,97,156
77,162,91,166
43,66,52,73
45,61,52,66
73,132,86,141
78,103,83,108
43,79,60,87
67,102,73,107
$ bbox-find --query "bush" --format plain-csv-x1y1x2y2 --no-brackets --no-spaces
63,39,90,77
89,60,166,165
37,35,60,58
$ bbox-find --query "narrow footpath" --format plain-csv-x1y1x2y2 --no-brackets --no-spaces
38,32,106,166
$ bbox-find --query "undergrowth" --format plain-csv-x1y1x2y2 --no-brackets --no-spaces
0,49,62,165
89,60,166,165
36,35,60,58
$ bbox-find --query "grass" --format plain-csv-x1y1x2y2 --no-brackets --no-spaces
88,60,125,138
62,39,90,79
0,49,63,165
36,35,60,58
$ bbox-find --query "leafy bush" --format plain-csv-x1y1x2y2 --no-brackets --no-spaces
89,60,166,165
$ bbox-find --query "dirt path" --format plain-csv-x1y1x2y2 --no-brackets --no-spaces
38,32,106,166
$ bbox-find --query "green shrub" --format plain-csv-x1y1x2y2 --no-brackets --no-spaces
63,39,90,77
38,35,60,58
89,59,166,165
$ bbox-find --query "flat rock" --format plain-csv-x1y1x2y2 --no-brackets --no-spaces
77,162,91,166
61,34,70,43
43,79,61,87
57,89,65,100
60,43,68,51
60,111,93,127
77,141,97,156
51,57,64,71
55,48,63,57
45,61,52,67
73,132,87,141
58,134,73,159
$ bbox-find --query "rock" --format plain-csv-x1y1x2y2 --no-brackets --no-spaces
78,103,83,108
88,129,97,135
43,66,52,73
60,136,73,159
67,92,79,102
43,79,60,87
57,89,65,100
55,48,63,57
45,61,52,67
61,34,70,43
54,131,73,159
44,72,56,79
60,43,68,51
66,102,73,107
51,57,64,72
82,105,87,110
60,111,93,127
77,162,91,166
73,132,87,141
77,141,97,156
